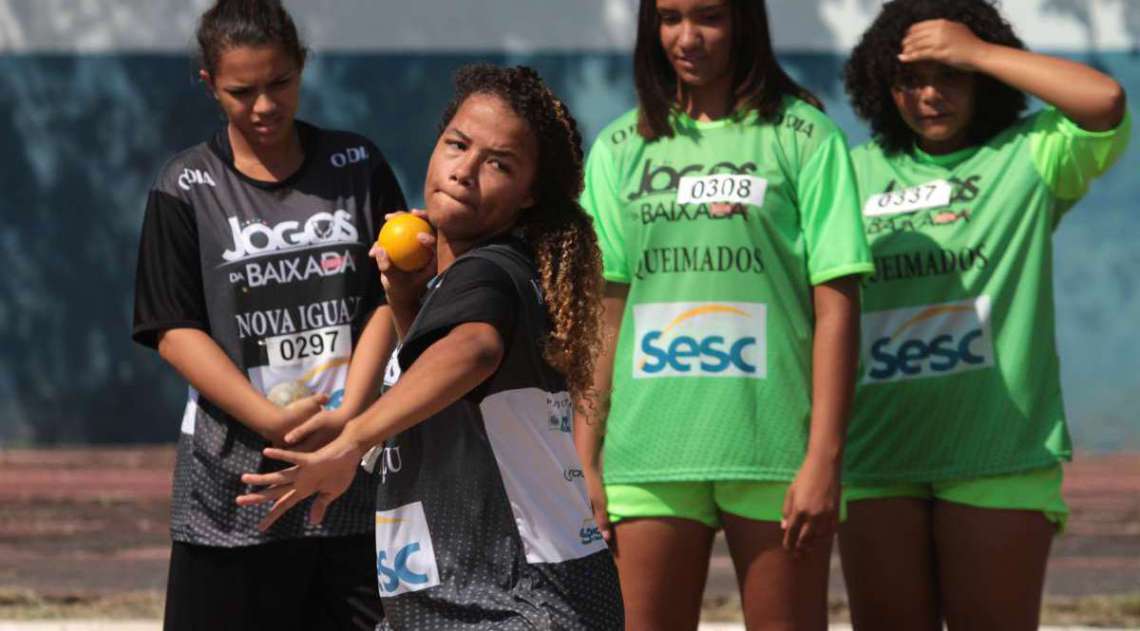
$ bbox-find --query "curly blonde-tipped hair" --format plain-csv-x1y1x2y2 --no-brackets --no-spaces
438,64,605,408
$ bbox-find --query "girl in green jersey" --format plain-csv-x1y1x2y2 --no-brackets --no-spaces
578,0,873,628
840,1,1129,629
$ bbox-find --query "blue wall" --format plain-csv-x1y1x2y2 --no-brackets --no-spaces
0,50,1136,448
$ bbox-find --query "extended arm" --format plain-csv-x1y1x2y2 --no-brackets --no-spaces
900,19,1126,130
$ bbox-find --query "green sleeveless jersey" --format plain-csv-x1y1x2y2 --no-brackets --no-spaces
582,98,873,483
847,107,1132,483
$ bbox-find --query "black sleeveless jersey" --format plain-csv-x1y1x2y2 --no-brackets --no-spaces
372,237,623,630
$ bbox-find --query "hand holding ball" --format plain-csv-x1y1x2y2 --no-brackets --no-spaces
376,214,434,271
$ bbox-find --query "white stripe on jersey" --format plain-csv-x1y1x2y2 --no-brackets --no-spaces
179,387,198,435
480,387,608,564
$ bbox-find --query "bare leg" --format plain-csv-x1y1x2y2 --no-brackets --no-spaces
934,501,1054,631
721,512,831,631
838,498,941,631
612,517,717,631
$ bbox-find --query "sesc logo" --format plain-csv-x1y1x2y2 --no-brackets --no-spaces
862,296,994,384
374,502,440,596
633,302,766,379
579,525,604,546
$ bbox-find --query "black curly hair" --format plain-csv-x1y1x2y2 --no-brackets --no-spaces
437,65,605,409
845,0,1028,154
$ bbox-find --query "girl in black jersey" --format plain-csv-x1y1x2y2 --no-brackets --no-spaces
239,65,624,630
131,1,404,629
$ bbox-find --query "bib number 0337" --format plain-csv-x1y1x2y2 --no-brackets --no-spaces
863,179,952,217
677,174,768,207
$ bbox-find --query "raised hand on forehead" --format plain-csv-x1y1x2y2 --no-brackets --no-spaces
899,19,986,71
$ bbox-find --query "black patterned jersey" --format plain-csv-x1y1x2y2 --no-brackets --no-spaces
132,121,405,546
372,238,623,630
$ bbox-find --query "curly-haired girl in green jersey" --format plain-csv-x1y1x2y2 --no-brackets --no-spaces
840,1,1129,629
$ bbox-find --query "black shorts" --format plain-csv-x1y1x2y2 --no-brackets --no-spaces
163,534,382,631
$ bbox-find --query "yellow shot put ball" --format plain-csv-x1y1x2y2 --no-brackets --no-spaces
267,380,312,407
376,214,433,271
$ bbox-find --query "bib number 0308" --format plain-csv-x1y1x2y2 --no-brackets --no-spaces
677,174,768,207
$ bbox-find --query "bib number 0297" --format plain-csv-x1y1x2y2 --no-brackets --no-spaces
265,324,351,368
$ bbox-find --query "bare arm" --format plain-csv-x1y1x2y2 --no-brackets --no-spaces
157,328,322,444
782,276,861,555
900,19,1126,130
341,321,504,449
574,281,628,542
238,321,507,529
806,278,860,467
282,305,399,450
335,305,397,417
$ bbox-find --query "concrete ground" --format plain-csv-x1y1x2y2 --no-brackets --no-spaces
1,447,1138,626
0,623,1131,631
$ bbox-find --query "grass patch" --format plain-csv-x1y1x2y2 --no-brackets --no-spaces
0,588,163,620
699,595,851,623
699,593,1140,627
0,588,1136,626
1042,593,1140,627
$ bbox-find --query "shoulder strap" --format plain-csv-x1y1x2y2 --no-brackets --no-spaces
464,243,552,377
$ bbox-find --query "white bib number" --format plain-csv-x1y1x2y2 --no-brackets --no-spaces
677,174,768,207
265,324,351,368
863,180,952,217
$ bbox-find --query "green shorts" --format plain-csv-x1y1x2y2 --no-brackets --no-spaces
845,465,1068,530
606,480,847,529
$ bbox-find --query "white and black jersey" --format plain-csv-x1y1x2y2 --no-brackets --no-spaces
132,122,405,547
374,237,623,630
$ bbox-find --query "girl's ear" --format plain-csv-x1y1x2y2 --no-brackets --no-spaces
199,69,217,100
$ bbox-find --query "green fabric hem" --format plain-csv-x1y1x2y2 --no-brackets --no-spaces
842,454,1068,486
810,262,875,286
602,269,630,284
602,467,799,484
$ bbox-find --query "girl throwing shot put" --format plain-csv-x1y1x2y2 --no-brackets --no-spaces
239,65,624,630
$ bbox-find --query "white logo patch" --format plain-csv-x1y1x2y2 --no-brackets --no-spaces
177,168,215,191
221,210,359,262
330,145,369,168
375,502,440,596
862,296,994,384
633,302,766,379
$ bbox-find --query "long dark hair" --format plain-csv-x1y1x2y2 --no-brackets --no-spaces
438,65,605,408
634,0,822,140
196,0,308,75
844,0,1027,154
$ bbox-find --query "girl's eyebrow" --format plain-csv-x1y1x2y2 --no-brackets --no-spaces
446,127,520,159
221,71,293,89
